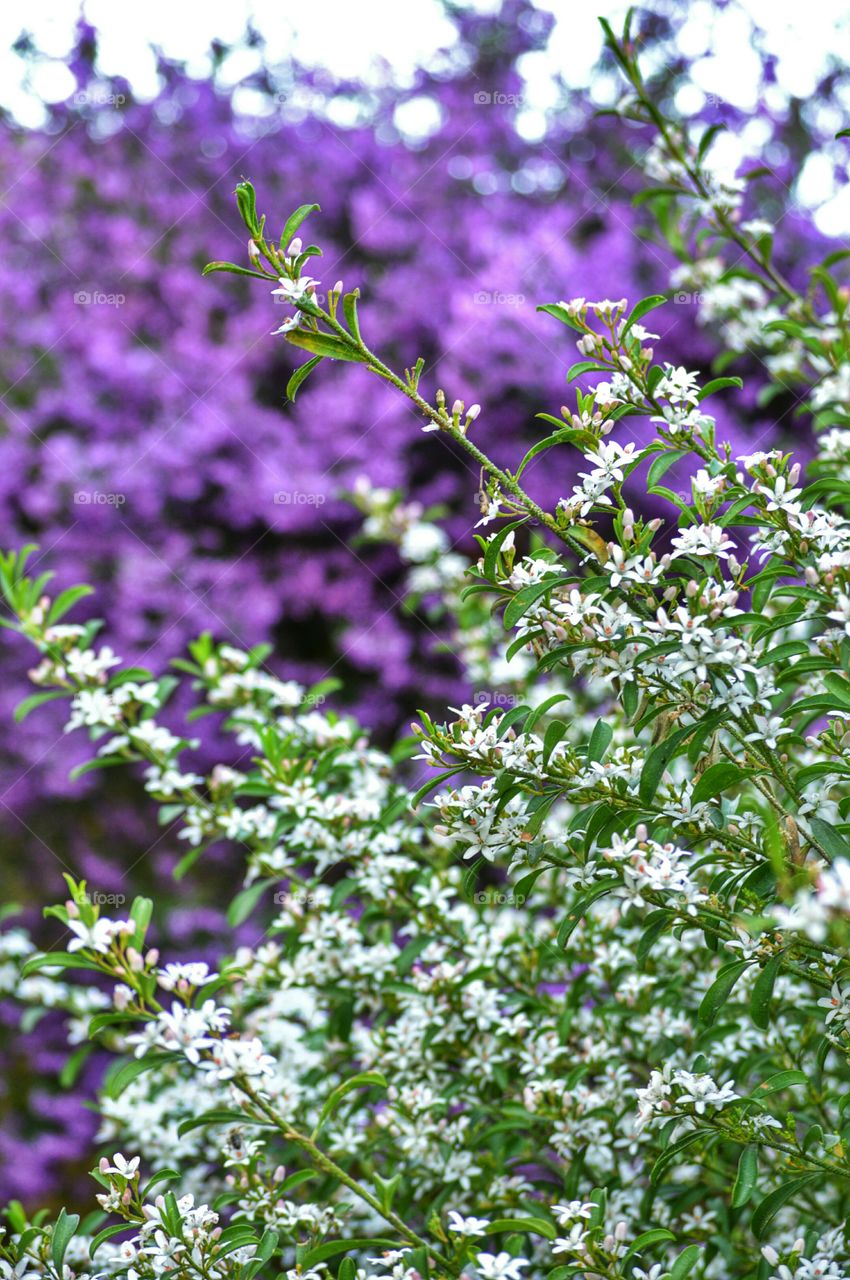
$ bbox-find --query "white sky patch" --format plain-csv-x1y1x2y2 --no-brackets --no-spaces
1,0,849,214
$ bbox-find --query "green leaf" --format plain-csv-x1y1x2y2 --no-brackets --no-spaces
731,1144,759,1208
483,1217,557,1241
105,1053,177,1100
313,1072,387,1137
342,290,362,343
824,673,850,711
646,449,689,489
285,330,367,364
298,1238,399,1269
286,356,322,401
338,1261,357,1280
227,878,275,928
750,953,783,1030
21,951,103,977
47,584,94,624
177,1110,253,1137
14,690,69,723
670,1244,703,1279
751,1175,819,1239
586,719,613,765
809,816,850,859
556,882,614,949
202,261,271,280
752,1069,808,1097
566,360,608,382
697,959,751,1025
621,1228,676,1267
622,294,666,334
482,519,526,580
639,724,693,804
281,203,321,250
51,1208,80,1273
691,760,755,807
698,376,743,400
637,909,669,968
503,576,562,630
90,1222,129,1257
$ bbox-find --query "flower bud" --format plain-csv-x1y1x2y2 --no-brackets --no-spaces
286,237,302,257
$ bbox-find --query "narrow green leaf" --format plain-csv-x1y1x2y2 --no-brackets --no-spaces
750,953,783,1030
670,1244,702,1279
313,1072,387,1137
752,1175,819,1239
731,1144,759,1207
697,959,751,1025
286,356,322,401
281,203,321,250
691,760,755,807
227,878,275,928
623,293,666,334
285,330,367,364
51,1208,80,1273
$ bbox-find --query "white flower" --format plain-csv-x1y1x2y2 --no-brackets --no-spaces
447,1211,490,1236
476,1252,530,1280
671,523,736,560
101,1152,141,1177
67,917,132,954
157,961,218,992
817,982,850,1027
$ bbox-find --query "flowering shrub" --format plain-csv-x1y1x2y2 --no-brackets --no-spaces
6,14,850,1280
5,4,847,1202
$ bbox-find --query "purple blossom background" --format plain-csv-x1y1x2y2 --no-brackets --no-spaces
0,0,842,1208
